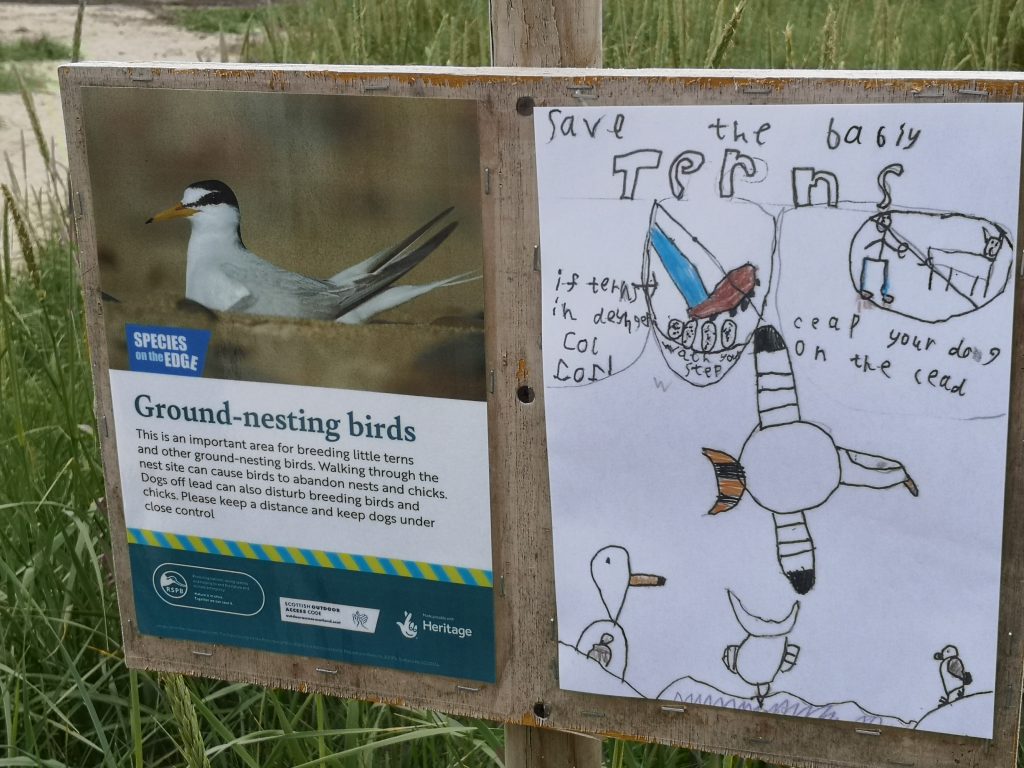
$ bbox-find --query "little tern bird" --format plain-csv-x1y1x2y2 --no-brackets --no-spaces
147,180,477,323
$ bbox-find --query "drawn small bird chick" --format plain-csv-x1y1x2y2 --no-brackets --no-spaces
147,180,477,323
586,632,616,668
933,644,972,706
722,590,800,707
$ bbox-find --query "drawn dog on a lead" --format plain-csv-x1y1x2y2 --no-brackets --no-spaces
934,644,973,706
722,590,800,707
703,324,918,595
849,208,1013,323
575,545,665,681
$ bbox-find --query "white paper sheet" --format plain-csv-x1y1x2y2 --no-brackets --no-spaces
536,102,1022,738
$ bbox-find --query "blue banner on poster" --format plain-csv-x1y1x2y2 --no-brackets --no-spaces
126,324,211,377
127,534,496,682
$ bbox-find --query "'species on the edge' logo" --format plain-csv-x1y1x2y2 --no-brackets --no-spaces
126,324,211,377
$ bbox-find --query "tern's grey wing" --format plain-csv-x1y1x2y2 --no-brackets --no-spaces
328,207,455,285
219,259,356,321
332,220,459,317
225,292,258,313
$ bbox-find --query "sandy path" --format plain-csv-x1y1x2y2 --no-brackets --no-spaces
1,3,240,206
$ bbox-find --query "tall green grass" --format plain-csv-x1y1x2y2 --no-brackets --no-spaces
230,0,1024,70
5,0,1024,766
603,0,1024,69
0,34,73,92
0,36,73,63
241,0,490,65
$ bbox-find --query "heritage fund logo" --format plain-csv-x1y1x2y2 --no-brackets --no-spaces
422,614,474,639
397,611,419,639
397,611,474,640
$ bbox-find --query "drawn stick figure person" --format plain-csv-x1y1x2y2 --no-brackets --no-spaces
859,212,909,305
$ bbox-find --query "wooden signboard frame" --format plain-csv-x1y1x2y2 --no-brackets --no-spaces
60,62,1024,768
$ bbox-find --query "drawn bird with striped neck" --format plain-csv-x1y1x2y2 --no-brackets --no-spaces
703,324,918,595
147,180,477,323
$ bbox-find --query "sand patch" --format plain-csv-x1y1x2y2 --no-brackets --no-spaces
1,3,239,207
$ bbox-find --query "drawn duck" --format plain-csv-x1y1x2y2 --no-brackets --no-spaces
722,590,800,707
575,545,665,681
703,324,918,595
934,644,972,706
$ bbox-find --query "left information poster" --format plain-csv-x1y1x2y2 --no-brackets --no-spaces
82,86,494,682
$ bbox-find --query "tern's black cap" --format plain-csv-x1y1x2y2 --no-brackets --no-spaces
188,180,239,208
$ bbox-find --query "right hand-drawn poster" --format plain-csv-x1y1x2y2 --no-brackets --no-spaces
535,101,1022,738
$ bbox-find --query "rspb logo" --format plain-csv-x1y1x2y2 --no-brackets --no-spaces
158,570,188,599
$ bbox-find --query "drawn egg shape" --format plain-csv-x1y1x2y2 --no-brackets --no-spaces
643,198,776,387
720,319,738,349
700,321,717,351
682,319,697,348
848,210,1013,323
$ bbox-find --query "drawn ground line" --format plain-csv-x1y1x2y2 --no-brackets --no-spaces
656,675,917,727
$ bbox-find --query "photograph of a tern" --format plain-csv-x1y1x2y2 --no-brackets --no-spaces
148,180,477,323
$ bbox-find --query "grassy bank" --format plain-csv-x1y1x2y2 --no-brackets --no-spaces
0,36,70,92
197,0,1024,69
4,0,1024,766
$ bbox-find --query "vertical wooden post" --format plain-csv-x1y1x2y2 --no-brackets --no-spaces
489,0,602,68
504,724,602,768
489,1,603,766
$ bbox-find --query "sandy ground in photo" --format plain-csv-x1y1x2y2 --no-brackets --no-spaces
1,2,240,205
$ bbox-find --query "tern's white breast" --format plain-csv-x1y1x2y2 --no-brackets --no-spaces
735,635,788,686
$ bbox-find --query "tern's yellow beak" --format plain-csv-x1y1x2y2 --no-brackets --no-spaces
146,203,198,224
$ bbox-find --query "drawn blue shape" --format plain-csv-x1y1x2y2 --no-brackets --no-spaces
650,224,709,307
